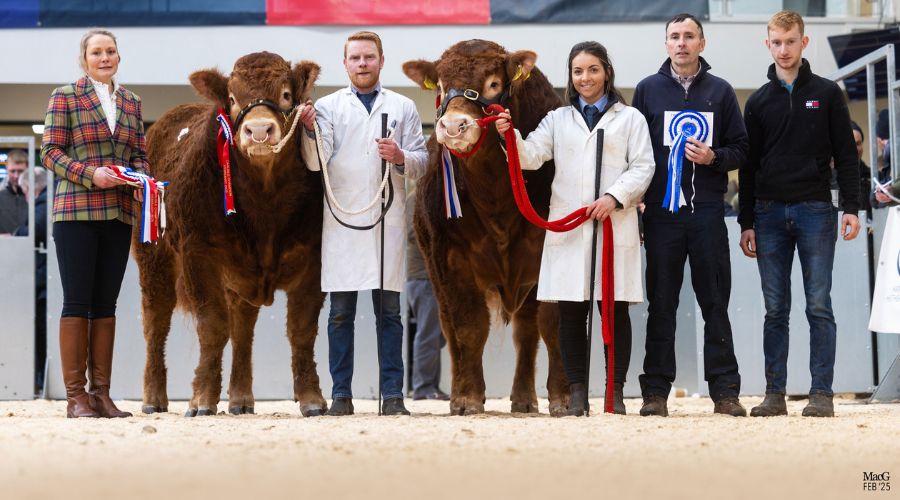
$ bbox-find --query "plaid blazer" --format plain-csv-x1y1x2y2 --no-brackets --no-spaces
40,76,150,223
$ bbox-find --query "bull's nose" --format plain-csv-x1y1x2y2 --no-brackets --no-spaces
438,116,466,137
243,122,274,143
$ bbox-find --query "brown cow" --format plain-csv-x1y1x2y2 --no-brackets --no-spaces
136,52,328,417
403,40,569,415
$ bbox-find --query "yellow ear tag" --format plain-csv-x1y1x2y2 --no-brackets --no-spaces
424,78,437,90
523,71,531,81
512,65,523,82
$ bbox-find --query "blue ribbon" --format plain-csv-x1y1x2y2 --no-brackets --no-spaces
663,110,709,213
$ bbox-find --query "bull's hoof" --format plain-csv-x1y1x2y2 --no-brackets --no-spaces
300,404,326,417
142,405,167,414
184,408,198,418
451,399,485,416
548,403,568,418
511,402,539,414
228,406,254,415
196,408,215,416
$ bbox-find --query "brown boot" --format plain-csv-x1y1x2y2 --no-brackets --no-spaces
59,317,99,418
88,317,132,418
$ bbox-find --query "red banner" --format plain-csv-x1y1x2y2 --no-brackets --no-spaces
267,0,490,25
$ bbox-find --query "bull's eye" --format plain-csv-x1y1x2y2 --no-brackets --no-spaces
490,82,500,89
282,91,291,102
228,96,236,107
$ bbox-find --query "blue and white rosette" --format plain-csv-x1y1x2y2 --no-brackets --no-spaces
441,146,462,218
664,110,709,213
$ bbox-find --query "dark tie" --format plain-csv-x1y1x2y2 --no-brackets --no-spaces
584,105,598,130
358,90,378,113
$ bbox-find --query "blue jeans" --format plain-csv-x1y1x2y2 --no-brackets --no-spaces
327,290,404,400
754,200,838,396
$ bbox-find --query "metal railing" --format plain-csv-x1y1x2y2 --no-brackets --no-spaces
827,43,899,189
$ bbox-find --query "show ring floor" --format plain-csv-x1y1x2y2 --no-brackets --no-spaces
2,396,898,500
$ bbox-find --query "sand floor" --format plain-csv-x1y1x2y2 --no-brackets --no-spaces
1,396,898,500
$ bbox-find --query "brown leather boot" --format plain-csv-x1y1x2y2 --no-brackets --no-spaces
59,317,99,418
88,317,132,418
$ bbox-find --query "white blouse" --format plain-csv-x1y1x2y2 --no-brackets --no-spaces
89,76,119,135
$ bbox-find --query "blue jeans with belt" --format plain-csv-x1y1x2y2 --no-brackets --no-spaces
754,199,838,396
327,289,404,401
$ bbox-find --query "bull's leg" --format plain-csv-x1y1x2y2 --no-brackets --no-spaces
286,289,327,417
510,297,540,414
226,290,259,415
538,302,569,417
182,261,229,417
135,241,176,414
438,284,490,415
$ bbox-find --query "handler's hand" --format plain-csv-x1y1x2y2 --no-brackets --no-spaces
375,137,405,165
841,214,860,240
875,188,892,204
494,110,512,135
133,189,144,203
685,137,716,165
739,229,757,258
300,100,316,131
586,194,617,221
92,166,127,189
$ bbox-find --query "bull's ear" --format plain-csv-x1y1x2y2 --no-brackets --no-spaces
402,59,439,91
189,68,229,107
292,60,320,103
506,50,537,96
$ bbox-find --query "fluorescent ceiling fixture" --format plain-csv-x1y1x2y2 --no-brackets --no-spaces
32,124,44,134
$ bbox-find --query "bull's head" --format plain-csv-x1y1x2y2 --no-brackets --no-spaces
403,40,536,153
190,52,319,163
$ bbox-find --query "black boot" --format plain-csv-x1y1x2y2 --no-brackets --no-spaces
381,398,410,416
567,383,588,416
612,382,626,415
326,397,354,416
750,393,787,417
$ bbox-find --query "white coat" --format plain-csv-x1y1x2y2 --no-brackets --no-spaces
301,86,428,292
515,101,655,302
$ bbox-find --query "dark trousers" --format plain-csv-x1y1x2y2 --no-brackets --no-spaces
639,203,741,400
558,300,632,386
53,220,132,319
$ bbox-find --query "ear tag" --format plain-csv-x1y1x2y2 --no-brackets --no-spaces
424,78,437,90
512,65,523,82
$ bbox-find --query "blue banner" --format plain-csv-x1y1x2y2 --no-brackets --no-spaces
491,0,710,23
0,0,39,27
39,0,265,27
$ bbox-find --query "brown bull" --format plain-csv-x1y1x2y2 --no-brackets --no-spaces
136,52,328,417
403,40,568,415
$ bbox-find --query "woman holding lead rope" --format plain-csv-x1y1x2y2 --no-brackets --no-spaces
495,41,654,416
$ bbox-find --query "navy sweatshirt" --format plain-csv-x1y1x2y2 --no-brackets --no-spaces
632,57,748,207
739,59,860,230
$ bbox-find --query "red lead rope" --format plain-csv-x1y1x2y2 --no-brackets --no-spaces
468,103,616,413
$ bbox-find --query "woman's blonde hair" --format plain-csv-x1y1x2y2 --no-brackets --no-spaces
78,28,119,74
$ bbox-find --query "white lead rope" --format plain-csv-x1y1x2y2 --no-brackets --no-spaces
312,117,396,216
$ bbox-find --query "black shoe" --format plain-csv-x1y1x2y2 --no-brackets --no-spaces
713,397,747,417
639,394,668,417
612,383,626,415
413,389,450,401
802,394,834,418
326,397,354,416
750,393,787,417
381,398,411,416
566,383,588,417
